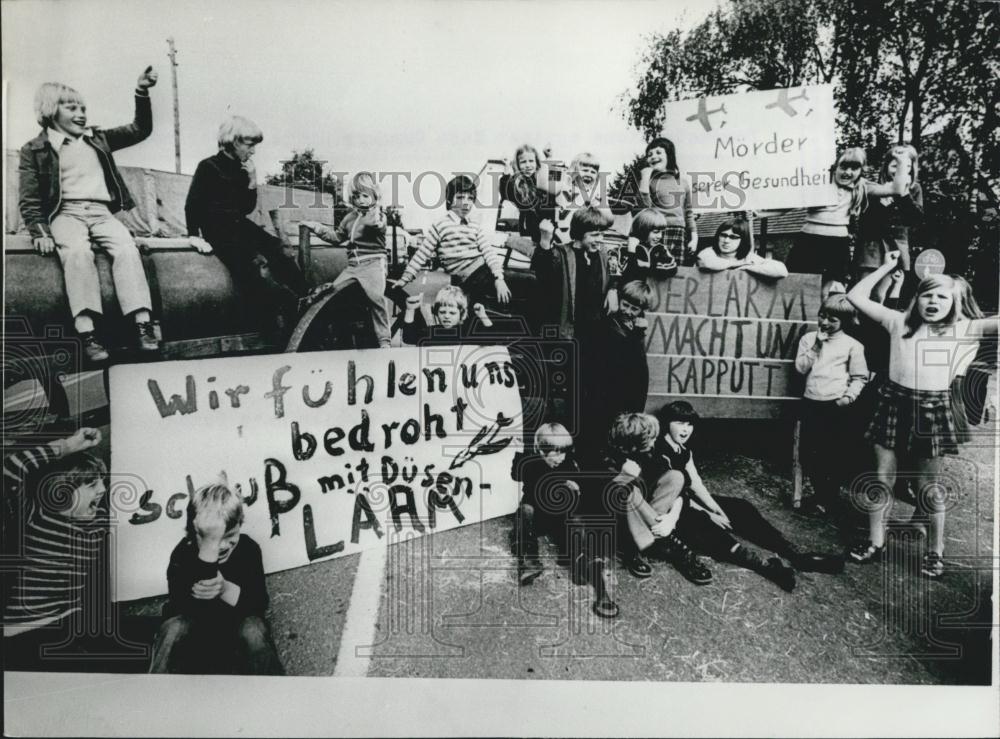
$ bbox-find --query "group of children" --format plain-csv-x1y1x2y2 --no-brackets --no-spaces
9,73,997,664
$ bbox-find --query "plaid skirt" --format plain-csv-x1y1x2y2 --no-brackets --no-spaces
866,379,958,458
663,224,688,261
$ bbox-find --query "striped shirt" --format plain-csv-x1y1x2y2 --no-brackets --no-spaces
3,445,106,634
397,211,503,286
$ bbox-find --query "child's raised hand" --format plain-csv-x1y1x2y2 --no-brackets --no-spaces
191,573,224,600
33,236,55,255
882,250,901,270
136,66,158,90
472,303,488,321
405,294,423,311
56,428,101,457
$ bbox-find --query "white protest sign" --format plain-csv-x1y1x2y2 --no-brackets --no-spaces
109,346,524,601
661,84,838,211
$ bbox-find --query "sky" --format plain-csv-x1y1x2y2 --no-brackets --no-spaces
2,0,716,228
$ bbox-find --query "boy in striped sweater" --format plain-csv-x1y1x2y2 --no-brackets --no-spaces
2,428,109,667
392,175,511,309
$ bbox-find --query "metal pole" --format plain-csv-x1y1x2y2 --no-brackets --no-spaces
167,37,181,173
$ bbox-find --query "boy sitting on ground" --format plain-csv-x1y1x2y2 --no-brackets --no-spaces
150,481,283,674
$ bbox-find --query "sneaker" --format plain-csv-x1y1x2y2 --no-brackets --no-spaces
79,332,109,363
135,321,160,352
518,557,544,586
626,552,653,579
921,551,944,579
789,551,845,574
847,540,884,564
663,536,713,585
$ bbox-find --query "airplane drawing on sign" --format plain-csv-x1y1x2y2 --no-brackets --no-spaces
766,88,812,117
686,97,727,132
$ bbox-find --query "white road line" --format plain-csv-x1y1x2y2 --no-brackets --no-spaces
332,544,388,677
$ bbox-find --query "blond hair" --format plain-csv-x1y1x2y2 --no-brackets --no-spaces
34,82,85,128
217,115,263,149
185,482,245,541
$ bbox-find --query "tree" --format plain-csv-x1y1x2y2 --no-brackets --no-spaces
619,0,999,271
265,148,345,220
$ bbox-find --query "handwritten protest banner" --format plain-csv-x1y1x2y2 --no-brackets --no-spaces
645,267,821,418
109,347,524,601
661,85,837,211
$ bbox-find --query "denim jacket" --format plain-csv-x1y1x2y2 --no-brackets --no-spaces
17,91,152,239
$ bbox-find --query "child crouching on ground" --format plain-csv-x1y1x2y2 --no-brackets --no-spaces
603,412,713,585
301,171,391,347
794,293,869,516
511,422,619,618
511,423,580,584
150,482,283,674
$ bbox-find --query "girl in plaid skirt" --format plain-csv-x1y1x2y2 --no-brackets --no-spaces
846,252,998,577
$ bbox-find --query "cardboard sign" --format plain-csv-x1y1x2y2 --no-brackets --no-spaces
109,347,524,601
661,85,838,211
644,267,821,418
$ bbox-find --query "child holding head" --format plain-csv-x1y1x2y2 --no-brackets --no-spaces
394,175,511,309
301,171,391,347
846,253,999,577
623,208,677,282
794,293,869,515
697,218,789,278
19,69,162,363
150,481,283,674
786,147,903,287
637,137,697,264
401,285,493,345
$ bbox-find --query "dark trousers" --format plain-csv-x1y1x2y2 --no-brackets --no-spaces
675,495,796,561
786,234,852,283
149,614,285,675
208,220,308,326
454,264,539,333
800,398,855,504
